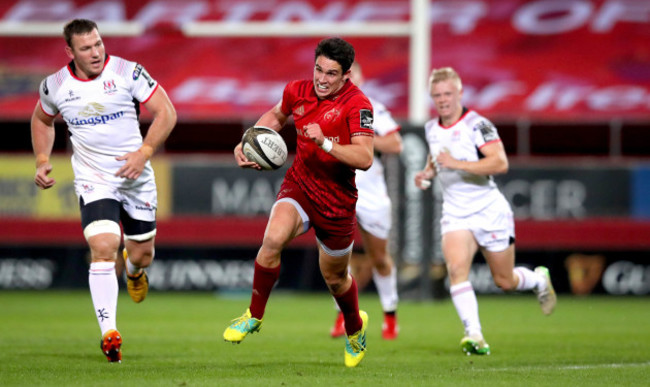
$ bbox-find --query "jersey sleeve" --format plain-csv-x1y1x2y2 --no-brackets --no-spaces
38,78,58,117
472,117,501,148
280,80,298,116
348,95,374,138
130,63,159,103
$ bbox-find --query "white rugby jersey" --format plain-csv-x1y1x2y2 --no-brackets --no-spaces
38,55,158,186
424,109,507,217
355,97,401,209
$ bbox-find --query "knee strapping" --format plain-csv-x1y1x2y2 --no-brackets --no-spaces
83,220,121,240
123,229,157,242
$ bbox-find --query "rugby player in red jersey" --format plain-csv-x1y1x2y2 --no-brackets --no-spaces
223,37,374,368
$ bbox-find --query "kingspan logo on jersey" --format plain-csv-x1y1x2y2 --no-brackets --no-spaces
135,202,155,212
65,102,125,126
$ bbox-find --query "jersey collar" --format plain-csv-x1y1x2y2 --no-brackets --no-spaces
67,54,111,82
316,79,352,101
439,106,470,128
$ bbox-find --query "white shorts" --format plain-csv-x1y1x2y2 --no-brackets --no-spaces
356,193,392,240
440,197,514,252
75,178,157,222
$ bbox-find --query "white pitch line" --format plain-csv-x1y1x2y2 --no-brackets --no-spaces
471,361,650,372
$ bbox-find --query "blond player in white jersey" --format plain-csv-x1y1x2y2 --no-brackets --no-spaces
414,67,556,355
330,62,402,340
31,19,176,363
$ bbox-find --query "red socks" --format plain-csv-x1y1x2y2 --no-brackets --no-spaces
249,261,281,319
249,261,361,335
334,277,362,335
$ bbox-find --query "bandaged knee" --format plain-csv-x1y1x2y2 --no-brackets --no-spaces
83,220,121,241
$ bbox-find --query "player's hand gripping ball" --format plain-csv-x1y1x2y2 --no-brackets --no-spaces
241,126,288,170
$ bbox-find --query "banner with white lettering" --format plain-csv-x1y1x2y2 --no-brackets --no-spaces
3,246,649,295
494,167,630,219
444,250,650,296
1,0,648,121
172,161,289,215
0,246,327,291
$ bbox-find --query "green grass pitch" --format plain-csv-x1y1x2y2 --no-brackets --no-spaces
1,290,649,386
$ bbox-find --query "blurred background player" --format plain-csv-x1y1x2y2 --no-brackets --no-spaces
31,19,177,362
223,37,374,368
330,62,402,340
414,67,556,355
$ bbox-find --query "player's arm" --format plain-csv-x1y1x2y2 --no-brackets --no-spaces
414,154,436,189
31,102,57,189
304,123,373,170
115,86,177,179
234,103,288,169
436,140,508,176
255,102,288,132
374,131,402,154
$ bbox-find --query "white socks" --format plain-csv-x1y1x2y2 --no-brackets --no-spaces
372,267,399,313
514,267,546,292
450,281,481,336
450,268,546,338
89,261,118,335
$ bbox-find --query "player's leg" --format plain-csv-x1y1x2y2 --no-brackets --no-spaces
479,202,556,315
483,244,556,315
317,213,367,367
119,182,157,303
328,265,350,338
354,197,399,339
329,208,370,338
482,242,542,293
252,200,304,316
482,244,517,291
319,244,359,328
121,238,154,303
330,248,370,338
349,250,373,289
359,227,399,340
442,229,489,355
81,197,123,362
121,208,156,303
223,199,306,343
353,196,392,291
317,212,361,333
319,244,368,368
122,224,156,273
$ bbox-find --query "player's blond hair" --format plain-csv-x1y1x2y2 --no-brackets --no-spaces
429,67,462,93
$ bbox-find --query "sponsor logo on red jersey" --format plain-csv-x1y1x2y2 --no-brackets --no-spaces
360,109,373,129
324,108,341,121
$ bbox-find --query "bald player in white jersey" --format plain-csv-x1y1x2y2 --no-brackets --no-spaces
31,19,176,363
330,62,402,340
414,67,556,356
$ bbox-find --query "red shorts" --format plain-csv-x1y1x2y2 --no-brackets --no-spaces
276,179,356,254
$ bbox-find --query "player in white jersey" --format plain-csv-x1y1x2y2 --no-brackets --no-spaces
31,19,176,363
330,62,402,340
414,67,556,355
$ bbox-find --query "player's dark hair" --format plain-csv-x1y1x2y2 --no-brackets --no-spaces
63,19,99,47
314,37,355,73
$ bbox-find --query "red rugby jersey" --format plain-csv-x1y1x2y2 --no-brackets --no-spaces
280,79,374,218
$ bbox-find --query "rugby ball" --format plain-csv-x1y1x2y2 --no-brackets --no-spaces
241,126,288,170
